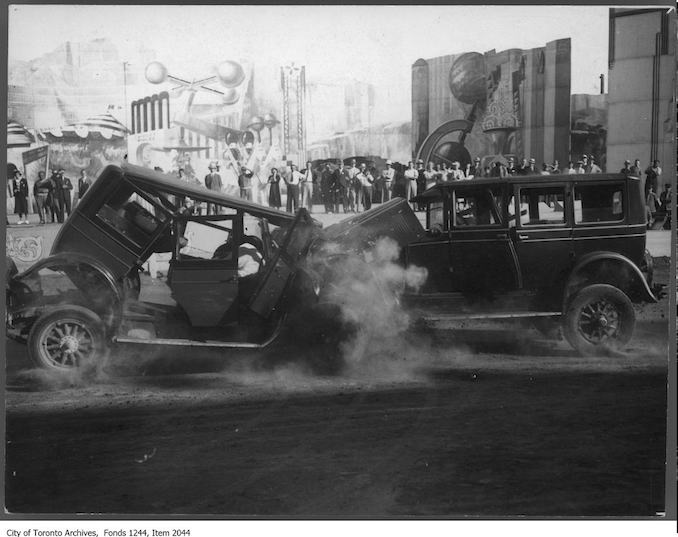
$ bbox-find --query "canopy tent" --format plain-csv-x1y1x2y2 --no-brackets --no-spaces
39,112,129,142
8,120,35,147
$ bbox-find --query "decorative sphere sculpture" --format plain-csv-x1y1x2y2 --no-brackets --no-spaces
449,52,487,105
263,113,279,128
216,60,245,88
221,88,240,105
145,61,168,84
248,116,265,132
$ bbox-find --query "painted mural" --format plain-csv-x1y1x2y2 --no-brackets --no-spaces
412,39,572,171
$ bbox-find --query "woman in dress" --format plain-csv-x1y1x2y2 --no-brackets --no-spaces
268,168,282,209
12,170,29,224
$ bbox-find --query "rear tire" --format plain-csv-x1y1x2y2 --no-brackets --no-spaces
563,284,635,356
28,306,110,373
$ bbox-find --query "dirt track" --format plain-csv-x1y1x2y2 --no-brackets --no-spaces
4,259,670,517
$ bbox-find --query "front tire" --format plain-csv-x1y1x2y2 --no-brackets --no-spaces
28,306,110,372
563,284,635,356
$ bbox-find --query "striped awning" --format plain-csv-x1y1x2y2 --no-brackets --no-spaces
43,112,129,141
77,113,129,138
7,120,35,147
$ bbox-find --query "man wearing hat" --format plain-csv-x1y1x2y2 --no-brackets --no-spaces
50,169,65,223
467,157,482,178
204,162,223,215
238,166,253,201
644,159,662,196
620,159,633,176
575,161,586,174
519,158,538,175
380,160,395,203
587,155,602,174
404,161,418,209
58,169,74,219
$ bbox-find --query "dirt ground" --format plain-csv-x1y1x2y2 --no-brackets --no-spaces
4,257,671,517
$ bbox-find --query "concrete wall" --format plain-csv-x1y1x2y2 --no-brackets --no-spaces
607,9,676,176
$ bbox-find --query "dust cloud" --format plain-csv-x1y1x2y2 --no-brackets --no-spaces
308,236,436,381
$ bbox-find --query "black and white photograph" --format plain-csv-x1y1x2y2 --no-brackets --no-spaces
3,2,676,527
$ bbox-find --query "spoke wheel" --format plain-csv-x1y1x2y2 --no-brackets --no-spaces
28,306,109,372
564,284,635,356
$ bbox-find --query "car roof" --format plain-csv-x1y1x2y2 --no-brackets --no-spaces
109,163,299,226
412,173,640,201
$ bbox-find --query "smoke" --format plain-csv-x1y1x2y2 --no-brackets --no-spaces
309,237,432,380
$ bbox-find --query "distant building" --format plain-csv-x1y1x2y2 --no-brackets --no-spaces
607,8,675,174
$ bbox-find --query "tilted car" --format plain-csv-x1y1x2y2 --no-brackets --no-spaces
6,164,326,370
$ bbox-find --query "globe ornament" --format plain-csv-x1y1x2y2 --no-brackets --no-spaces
449,52,487,105
263,113,279,128
221,87,240,105
145,61,168,84
248,116,265,132
216,60,245,88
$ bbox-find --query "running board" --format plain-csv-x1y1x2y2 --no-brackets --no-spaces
113,318,284,349
113,337,273,349
421,312,561,322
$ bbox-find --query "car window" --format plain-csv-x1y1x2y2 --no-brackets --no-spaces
96,184,166,248
428,200,446,231
574,183,624,223
518,186,567,226
180,219,234,260
453,188,501,227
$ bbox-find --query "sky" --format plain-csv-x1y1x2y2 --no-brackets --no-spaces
8,5,613,124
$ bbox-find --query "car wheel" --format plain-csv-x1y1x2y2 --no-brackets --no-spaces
563,284,635,355
28,306,110,372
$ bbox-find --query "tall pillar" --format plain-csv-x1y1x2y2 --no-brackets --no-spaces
543,38,571,169
411,58,430,159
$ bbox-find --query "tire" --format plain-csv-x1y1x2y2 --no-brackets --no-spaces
563,284,635,356
28,306,110,372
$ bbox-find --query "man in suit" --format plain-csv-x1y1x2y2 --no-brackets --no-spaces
346,159,360,212
204,162,223,215
334,162,351,213
50,170,65,223
77,169,91,206
58,169,73,218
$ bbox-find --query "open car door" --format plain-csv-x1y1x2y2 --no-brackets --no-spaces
168,214,240,327
248,209,318,318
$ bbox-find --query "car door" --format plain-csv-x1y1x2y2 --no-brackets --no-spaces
406,191,455,292
447,184,520,293
168,215,240,327
510,181,573,290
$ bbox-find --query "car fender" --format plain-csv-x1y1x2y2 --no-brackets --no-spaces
565,251,656,305
7,251,125,330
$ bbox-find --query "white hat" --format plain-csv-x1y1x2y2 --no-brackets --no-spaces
386,159,393,165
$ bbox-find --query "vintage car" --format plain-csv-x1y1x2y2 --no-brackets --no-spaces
399,172,659,355
5,164,326,370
